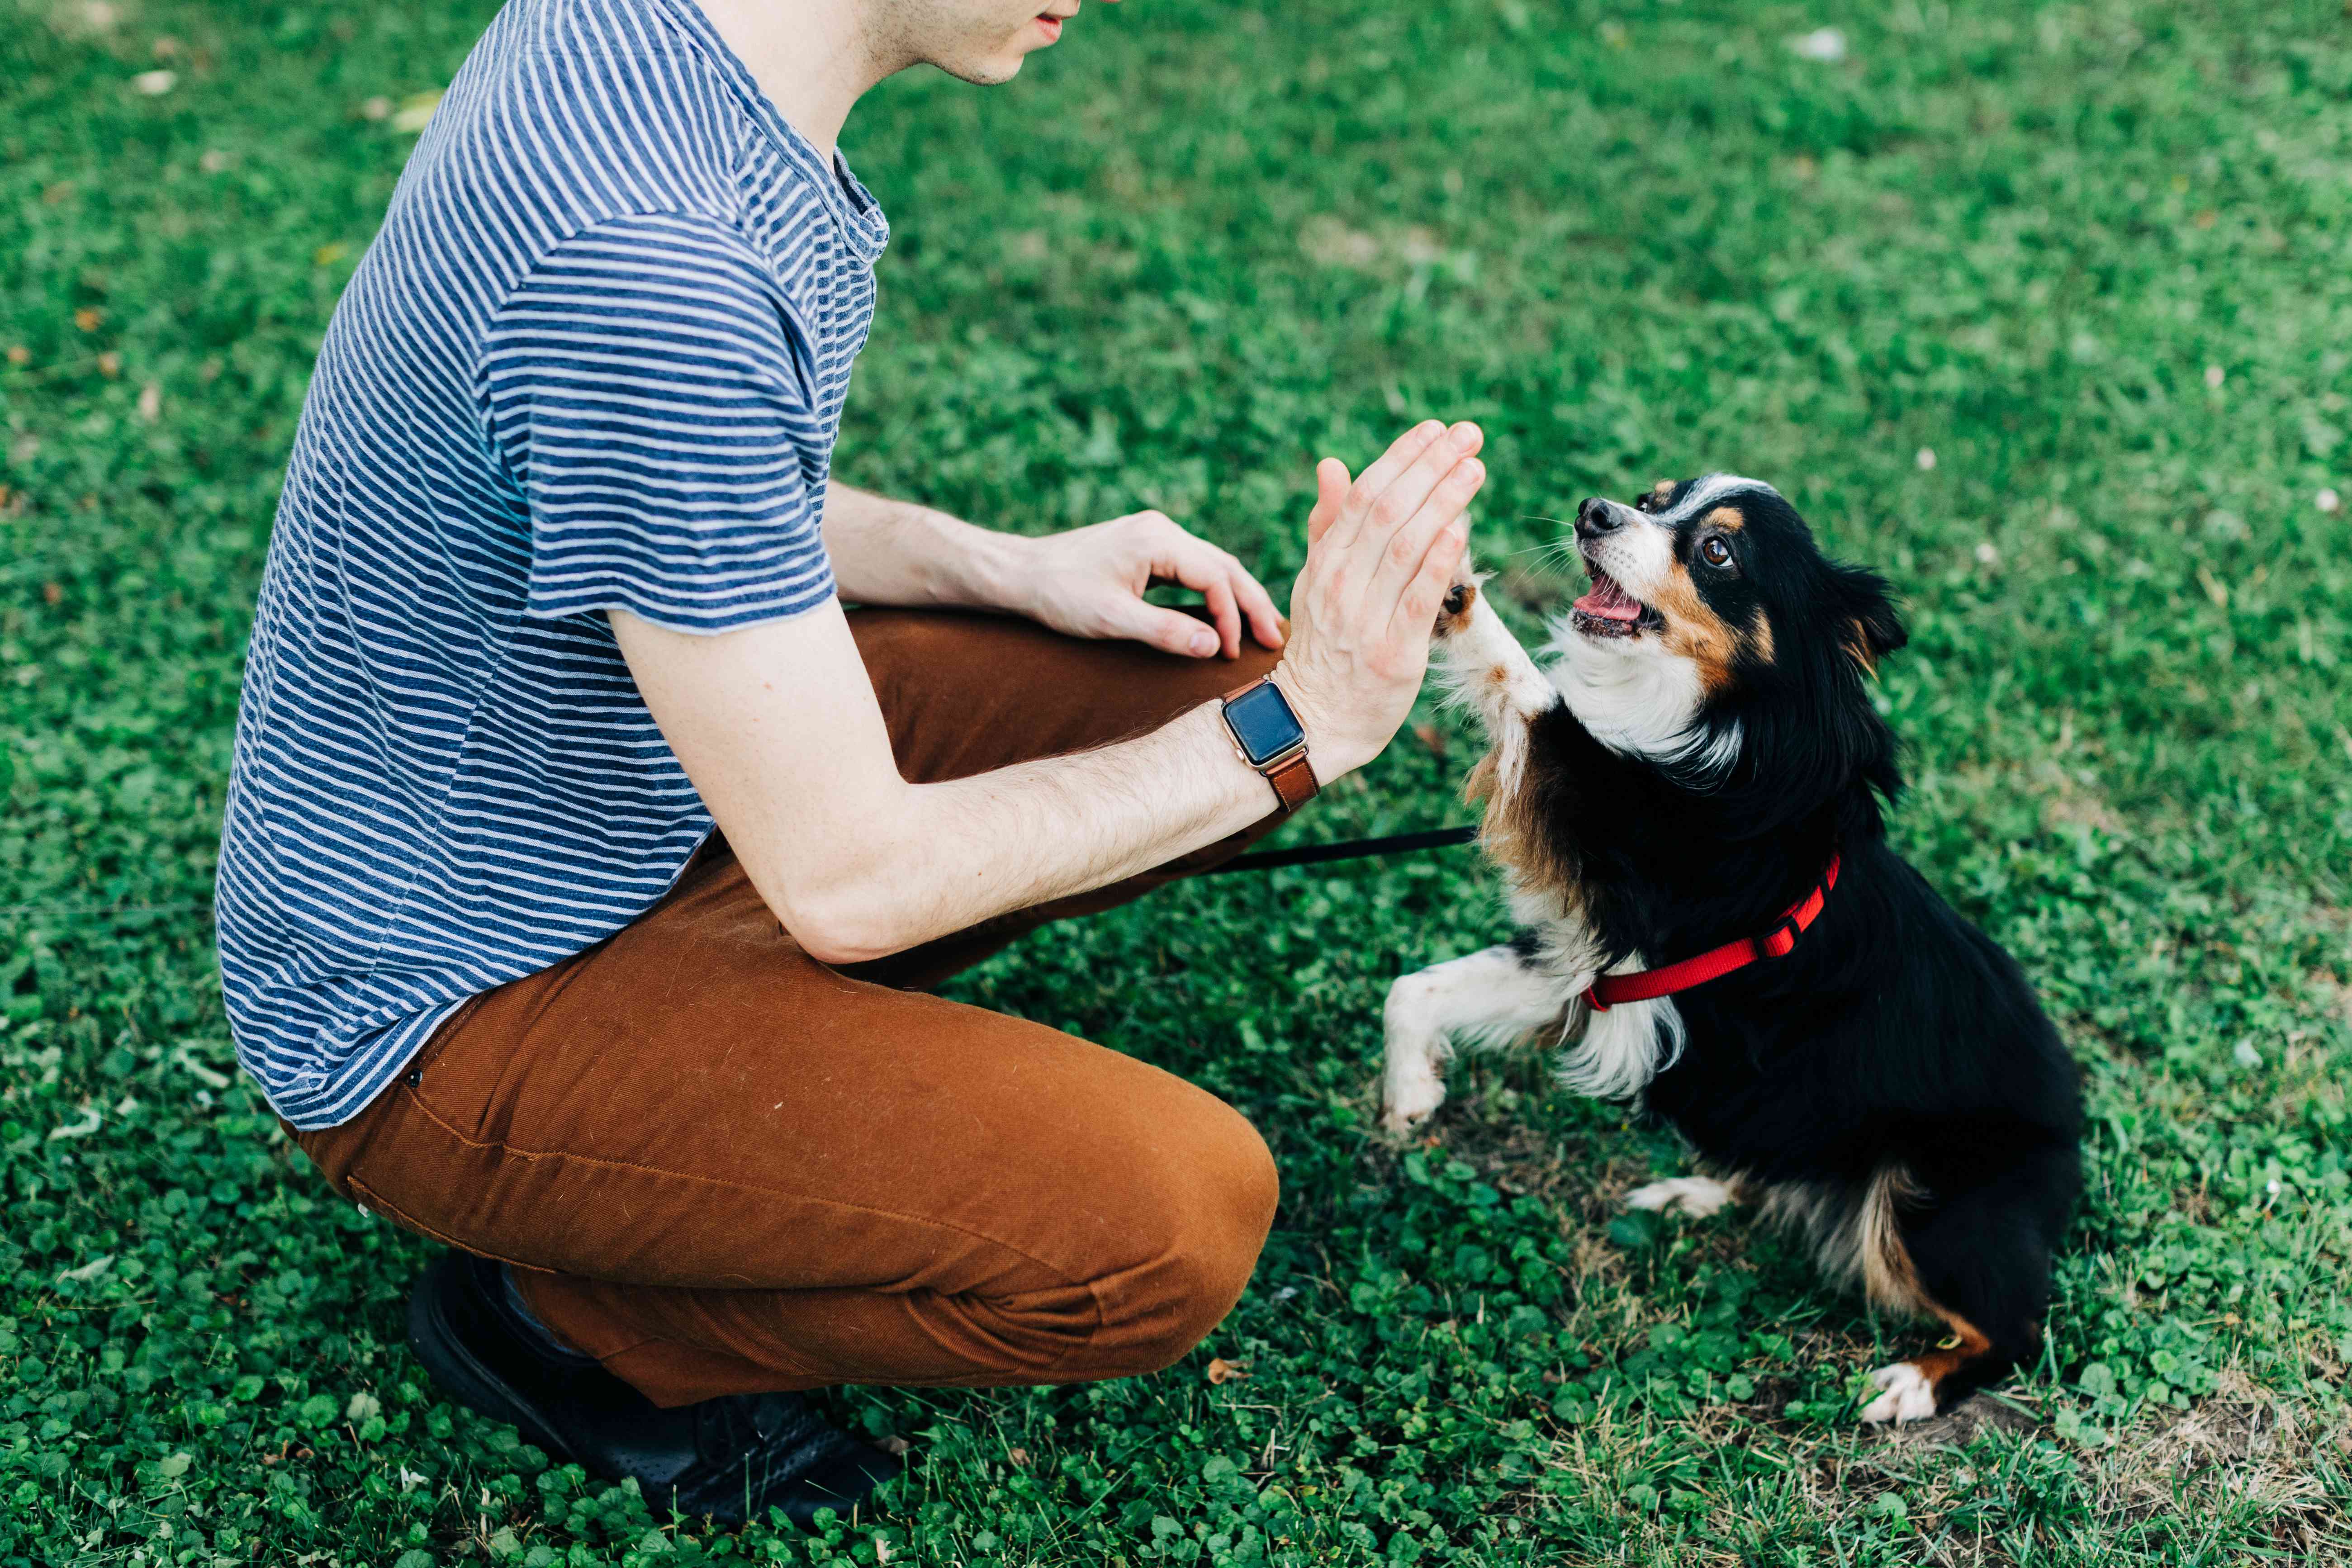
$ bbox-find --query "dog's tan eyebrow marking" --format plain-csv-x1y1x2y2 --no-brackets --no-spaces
1701,505,1745,534
1649,480,1676,503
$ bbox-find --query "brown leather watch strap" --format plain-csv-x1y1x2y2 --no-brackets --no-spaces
1265,750,1319,813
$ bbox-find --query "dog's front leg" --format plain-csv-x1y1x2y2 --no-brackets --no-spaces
1382,938,1580,1132
1433,574,1559,744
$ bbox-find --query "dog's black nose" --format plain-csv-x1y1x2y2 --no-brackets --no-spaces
1575,497,1623,539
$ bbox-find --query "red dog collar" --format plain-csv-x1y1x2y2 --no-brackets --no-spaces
1585,853,1842,1012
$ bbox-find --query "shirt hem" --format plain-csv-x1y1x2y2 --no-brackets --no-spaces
251,996,472,1132
525,575,838,636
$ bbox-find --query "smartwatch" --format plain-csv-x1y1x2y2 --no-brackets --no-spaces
1220,675,1318,814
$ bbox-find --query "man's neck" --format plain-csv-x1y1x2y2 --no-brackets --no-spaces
687,0,891,161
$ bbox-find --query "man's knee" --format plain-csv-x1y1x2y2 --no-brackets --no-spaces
1076,1099,1278,1378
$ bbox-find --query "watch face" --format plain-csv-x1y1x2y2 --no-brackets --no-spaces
1225,681,1306,766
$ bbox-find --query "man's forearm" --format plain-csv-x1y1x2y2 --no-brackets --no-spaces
821,481,1030,612
787,700,1275,964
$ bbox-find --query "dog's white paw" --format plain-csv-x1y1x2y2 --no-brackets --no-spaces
1859,1362,1938,1425
1380,1051,1448,1133
1622,1175,1738,1217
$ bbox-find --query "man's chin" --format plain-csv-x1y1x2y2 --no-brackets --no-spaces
932,47,1030,86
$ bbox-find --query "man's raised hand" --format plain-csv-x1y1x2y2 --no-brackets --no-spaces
1273,421,1486,780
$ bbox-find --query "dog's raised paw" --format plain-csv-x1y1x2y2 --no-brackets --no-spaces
1379,1072,1447,1135
1434,574,1479,638
1859,1362,1938,1425
1622,1175,1738,1217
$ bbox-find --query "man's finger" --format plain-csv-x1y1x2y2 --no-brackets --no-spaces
1327,422,1447,551
1366,453,1485,609
1201,573,1242,658
1389,519,1471,645
1117,600,1221,658
1305,457,1350,547
1334,427,1481,614
1333,426,1481,625
1229,559,1285,649
1364,422,1482,548
1353,421,1450,504
1155,536,1245,656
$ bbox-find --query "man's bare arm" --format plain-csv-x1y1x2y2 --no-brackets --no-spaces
616,422,1486,965
817,482,1027,611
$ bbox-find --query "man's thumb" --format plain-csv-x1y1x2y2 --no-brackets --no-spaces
1306,457,1350,545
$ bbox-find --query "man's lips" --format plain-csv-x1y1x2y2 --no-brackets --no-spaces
1035,13,1063,40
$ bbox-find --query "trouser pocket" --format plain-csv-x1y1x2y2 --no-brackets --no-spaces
288,990,491,1199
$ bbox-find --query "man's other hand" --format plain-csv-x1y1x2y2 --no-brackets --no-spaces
1273,421,1487,780
1011,511,1286,660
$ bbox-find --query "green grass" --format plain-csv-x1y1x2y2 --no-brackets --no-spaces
5,0,2352,1561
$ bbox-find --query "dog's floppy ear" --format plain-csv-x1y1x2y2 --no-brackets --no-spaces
1830,564,1906,676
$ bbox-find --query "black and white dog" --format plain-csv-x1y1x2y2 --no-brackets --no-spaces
1382,475,2082,1422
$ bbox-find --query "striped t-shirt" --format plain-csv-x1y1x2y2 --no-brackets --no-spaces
216,0,887,1129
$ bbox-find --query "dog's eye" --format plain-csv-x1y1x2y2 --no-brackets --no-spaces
1699,536,1735,568
1632,493,1655,513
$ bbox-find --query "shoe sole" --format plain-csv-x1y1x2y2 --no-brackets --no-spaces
406,1254,579,1466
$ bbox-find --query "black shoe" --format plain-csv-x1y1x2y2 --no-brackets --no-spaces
406,1251,901,1527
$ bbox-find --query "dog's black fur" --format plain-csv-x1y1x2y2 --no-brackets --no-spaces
1407,477,2083,1417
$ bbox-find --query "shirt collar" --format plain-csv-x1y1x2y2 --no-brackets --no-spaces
639,0,891,265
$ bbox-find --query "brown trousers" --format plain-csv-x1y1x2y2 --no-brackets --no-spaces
294,609,1288,1407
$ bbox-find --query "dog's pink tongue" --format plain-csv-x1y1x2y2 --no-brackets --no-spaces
1576,574,1643,621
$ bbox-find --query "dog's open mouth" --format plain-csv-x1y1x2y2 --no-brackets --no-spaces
1573,564,1664,638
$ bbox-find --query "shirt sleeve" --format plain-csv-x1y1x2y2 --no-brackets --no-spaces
480,211,836,632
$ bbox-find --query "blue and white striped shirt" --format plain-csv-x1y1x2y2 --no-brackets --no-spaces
217,0,887,1129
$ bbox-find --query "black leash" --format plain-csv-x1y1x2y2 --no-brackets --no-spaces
4,827,1486,919
1207,824,1480,875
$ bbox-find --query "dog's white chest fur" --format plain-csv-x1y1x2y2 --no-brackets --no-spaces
1546,619,1739,779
